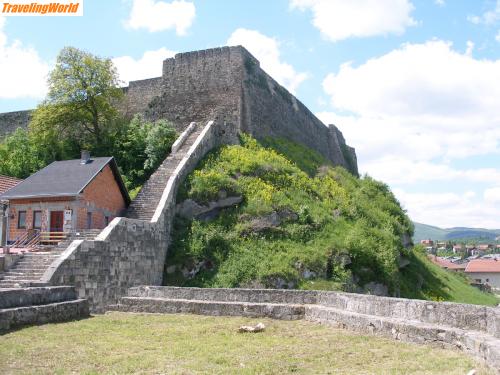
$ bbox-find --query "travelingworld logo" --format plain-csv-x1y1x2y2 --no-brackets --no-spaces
1,0,83,16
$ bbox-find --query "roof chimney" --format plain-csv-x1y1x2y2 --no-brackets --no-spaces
80,150,91,165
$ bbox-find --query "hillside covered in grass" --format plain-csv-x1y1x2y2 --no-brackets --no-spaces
165,135,497,305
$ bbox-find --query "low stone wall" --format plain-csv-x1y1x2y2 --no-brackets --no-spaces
0,286,89,332
315,291,500,339
0,253,21,272
117,286,500,371
0,286,76,308
111,296,305,320
41,120,238,312
127,286,499,338
128,286,319,304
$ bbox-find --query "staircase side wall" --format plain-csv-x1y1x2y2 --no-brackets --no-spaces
41,120,237,312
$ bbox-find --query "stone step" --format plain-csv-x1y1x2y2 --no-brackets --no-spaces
1,276,42,282
126,286,318,305
0,298,89,332
2,271,44,277
111,297,304,320
13,261,57,267
14,267,48,271
126,125,204,221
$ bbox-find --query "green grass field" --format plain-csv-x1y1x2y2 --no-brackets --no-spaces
0,312,493,374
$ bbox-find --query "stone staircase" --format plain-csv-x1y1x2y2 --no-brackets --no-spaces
0,230,102,289
127,124,202,221
0,251,63,288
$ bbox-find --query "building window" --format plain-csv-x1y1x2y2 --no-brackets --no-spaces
33,211,42,229
18,211,26,229
104,216,110,226
86,212,92,229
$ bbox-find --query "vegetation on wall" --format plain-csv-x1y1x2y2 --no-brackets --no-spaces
0,47,176,193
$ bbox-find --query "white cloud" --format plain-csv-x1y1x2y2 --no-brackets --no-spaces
467,1,500,25
125,0,195,35
227,28,308,94
434,0,445,6
113,47,176,85
323,40,500,121
395,189,500,228
496,30,500,42
465,40,474,56
0,16,50,99
318,39,500,227
290,0,416,41
484,187,500,204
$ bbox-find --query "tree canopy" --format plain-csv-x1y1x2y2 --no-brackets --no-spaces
0,47,177,195
30,46,123,152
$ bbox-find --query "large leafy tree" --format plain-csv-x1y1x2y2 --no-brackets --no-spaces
30,46,123,151
1,47,177,193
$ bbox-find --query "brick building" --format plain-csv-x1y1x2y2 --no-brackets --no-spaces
0,153,129,243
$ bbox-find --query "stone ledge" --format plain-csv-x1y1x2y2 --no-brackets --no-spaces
0,298,89,332
113,296,305,320
0,286,76,309
305,305,500,371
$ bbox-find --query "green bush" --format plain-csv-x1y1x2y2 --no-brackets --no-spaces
165,134,497,306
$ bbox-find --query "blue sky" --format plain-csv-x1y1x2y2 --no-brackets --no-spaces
1,0,500,228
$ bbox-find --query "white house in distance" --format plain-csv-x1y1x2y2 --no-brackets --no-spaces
465,259,500,291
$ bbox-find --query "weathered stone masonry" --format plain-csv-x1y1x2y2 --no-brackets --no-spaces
0,46,358,175
40,120,238,312
0,110,31,138
143,46,358,175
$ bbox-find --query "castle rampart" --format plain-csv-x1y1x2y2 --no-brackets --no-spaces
0,45,358,175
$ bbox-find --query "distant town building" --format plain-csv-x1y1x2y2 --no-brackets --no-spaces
477,244,493,251
421,239,434,246
429,256,467,272
465,259,500,290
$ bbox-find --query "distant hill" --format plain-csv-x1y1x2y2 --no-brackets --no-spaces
413,222,500,242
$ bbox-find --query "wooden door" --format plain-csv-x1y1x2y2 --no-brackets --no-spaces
50,211,64,233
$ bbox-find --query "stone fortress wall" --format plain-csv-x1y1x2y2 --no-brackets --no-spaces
0,110,31,138
141,46,358,174
0,46,358,175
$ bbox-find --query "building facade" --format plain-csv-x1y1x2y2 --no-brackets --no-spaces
0,155,129,244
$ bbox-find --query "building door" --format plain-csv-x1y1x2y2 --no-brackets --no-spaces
50,211,64,233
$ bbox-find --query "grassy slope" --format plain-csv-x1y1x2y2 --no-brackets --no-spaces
400,248,498,306
0,313,492,374
167,135,497,306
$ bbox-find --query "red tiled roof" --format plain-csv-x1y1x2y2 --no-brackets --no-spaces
465,259,500,273
0,175,22,195
477,244,491,250
429,256,467,270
